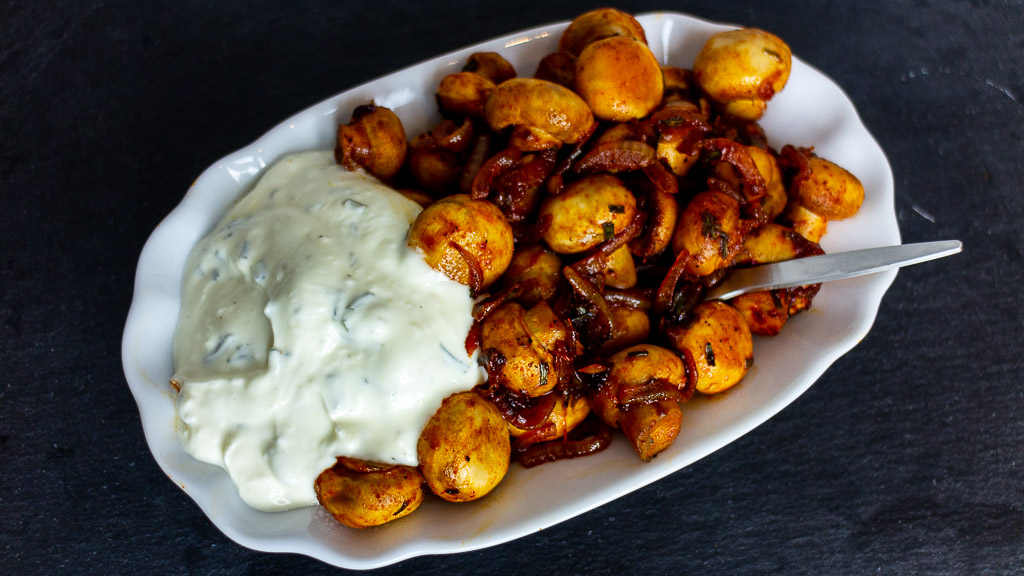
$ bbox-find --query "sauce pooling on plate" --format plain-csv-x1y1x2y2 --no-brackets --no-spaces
171,151,481,511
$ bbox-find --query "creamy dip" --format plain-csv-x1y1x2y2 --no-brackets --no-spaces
171,151,481,511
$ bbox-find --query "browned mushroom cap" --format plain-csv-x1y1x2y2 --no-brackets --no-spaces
746,145,787,221
590,344,687,438
664,301,753,395
314,457,425,529
693,28,792,120
601,301,651,355
335,104,408,182
671,190,745,277
479,301,559,398
539,174,636,255
407,133,463,195
500,244,562,308
534,51,577,89
417,391,510,503
575,35,664,122
437,71,496,118
507,395,591,442
407,194,514,293
484,78,595,147
790,156,865,220
463,52,517,84
559,7,648,57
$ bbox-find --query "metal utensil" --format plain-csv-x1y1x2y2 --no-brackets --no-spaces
704,240,963,301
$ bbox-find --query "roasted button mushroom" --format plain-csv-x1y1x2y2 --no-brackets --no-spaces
408,133,464,195
661,66,698,104
539,174,637,254
464,51,517,84
591,344,690,460
729,290,789,336
500,244,563,308
534,51,577,89
407,194,514,293
314,457,425,529
484,78,595,148
672,190,745,277
480,302,558,397
781,202,829,243
619,394,684,462
601,301,651,355
665,301,753,395
335,104,408,182
747,145,788,220
437,71,496,118
733,222,824,325
417,391,511,502
693,28,792,120
778,145,864,242
591,344,687,428
736,222,807,265
602,245,638,289
575,35,664,122
559,7,648,57
790,153,865,221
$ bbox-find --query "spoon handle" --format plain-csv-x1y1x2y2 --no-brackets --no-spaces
704,240,963,301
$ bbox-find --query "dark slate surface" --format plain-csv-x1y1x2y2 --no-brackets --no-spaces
2,1,1022,574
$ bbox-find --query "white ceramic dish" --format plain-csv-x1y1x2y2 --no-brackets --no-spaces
122,11,899,570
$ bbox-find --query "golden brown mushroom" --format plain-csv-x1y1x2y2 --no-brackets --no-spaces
417,391,511,503
314,457,425,529
693,28,792,120
463,51,517,84
590,344,692,460
479,301,559,398
484,78,595,148
664,301,753,395
407,194,514,293
559,7,648,57
575,35,664,122
500,244,563,308
335,104,408,182
539,174,637,255
671,190,746,277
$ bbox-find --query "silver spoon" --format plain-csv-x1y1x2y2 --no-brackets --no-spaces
704,240,963,301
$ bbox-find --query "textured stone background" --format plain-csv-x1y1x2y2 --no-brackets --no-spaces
2,1,1021,574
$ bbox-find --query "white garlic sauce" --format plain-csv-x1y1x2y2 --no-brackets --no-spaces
171,151,481,511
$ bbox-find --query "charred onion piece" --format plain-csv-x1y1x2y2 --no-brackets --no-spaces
574,139,657,174
642,160,678,195
699,138,769,219
459,132,493,194
448,241,485,297
654,248,693,319
562,266,615,347
473,283,525,322
677,347,698,403
478,360,559,430
547,122,597,195
616,378,680,410
471,148,522,200
603,287,654,311
515,419,613,468
629,186,678,260
572,210,647,277
491,149,558,221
